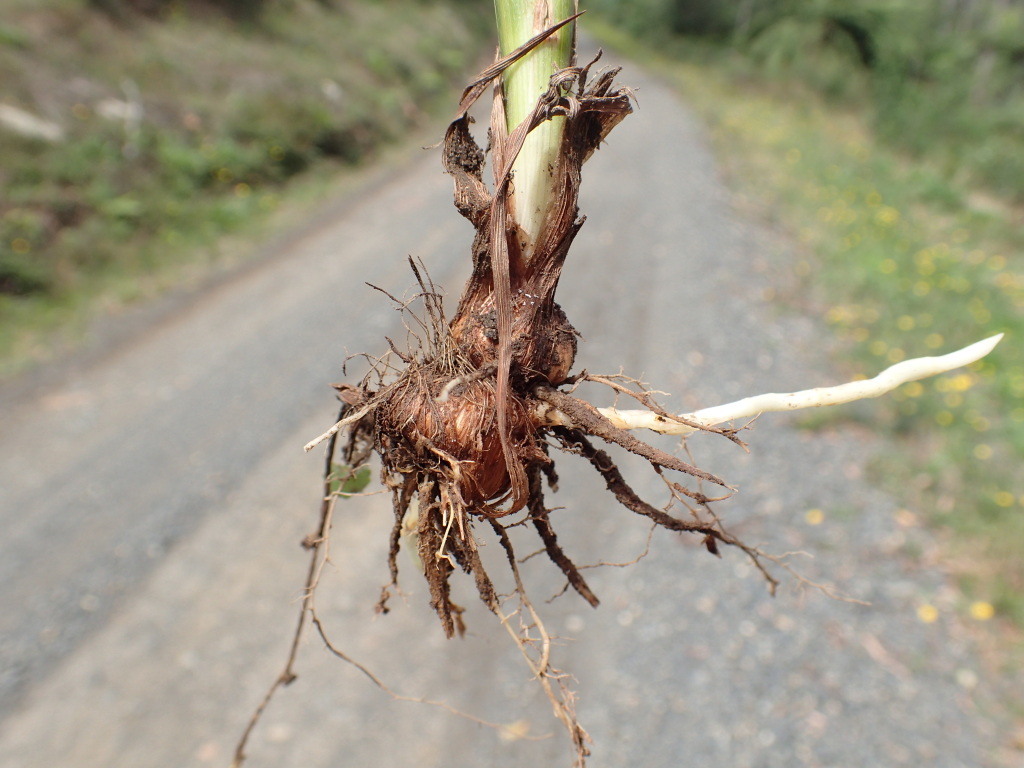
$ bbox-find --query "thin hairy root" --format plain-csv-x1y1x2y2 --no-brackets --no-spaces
489,519,591,768
553,427,780,595
527,465,599,608
232,404,373,767
577,523,656,570
304,404,372,452
306,605,557,744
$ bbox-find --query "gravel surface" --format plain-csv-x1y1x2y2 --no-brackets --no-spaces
0,48,1015,768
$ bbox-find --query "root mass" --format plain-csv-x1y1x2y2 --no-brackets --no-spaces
313,31,765,768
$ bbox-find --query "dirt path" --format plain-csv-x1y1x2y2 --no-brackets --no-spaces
0,51,1013,767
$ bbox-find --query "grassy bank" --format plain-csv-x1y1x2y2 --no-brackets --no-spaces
0,0,490,376
587,20,1024,627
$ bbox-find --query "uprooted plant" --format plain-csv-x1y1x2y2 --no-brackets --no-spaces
232,4,1001,767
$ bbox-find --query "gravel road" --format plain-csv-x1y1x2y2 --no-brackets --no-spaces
0,49,1014,768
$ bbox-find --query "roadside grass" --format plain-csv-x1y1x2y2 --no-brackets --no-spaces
587,21,1024,628
0,0,489,377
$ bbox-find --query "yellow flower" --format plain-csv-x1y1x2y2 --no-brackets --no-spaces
917,604,939,623
948,373,974,392
805,508,824,525
903,381,924,398
969,602,995,621
875,206,901,225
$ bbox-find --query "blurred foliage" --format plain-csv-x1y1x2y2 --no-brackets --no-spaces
0,0,491,370
589,0,1024,202
87,0,299,23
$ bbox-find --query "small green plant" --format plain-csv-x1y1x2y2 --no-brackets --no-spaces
327,464,372,497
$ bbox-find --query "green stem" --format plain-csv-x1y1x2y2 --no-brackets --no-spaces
494,0,576,254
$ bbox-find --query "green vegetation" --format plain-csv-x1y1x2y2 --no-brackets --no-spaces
328,463,372,497
585,8,1024,625
0,0,490,375
589,0,1024,203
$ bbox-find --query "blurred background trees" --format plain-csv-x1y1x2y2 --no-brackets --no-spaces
590,0,1024,202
